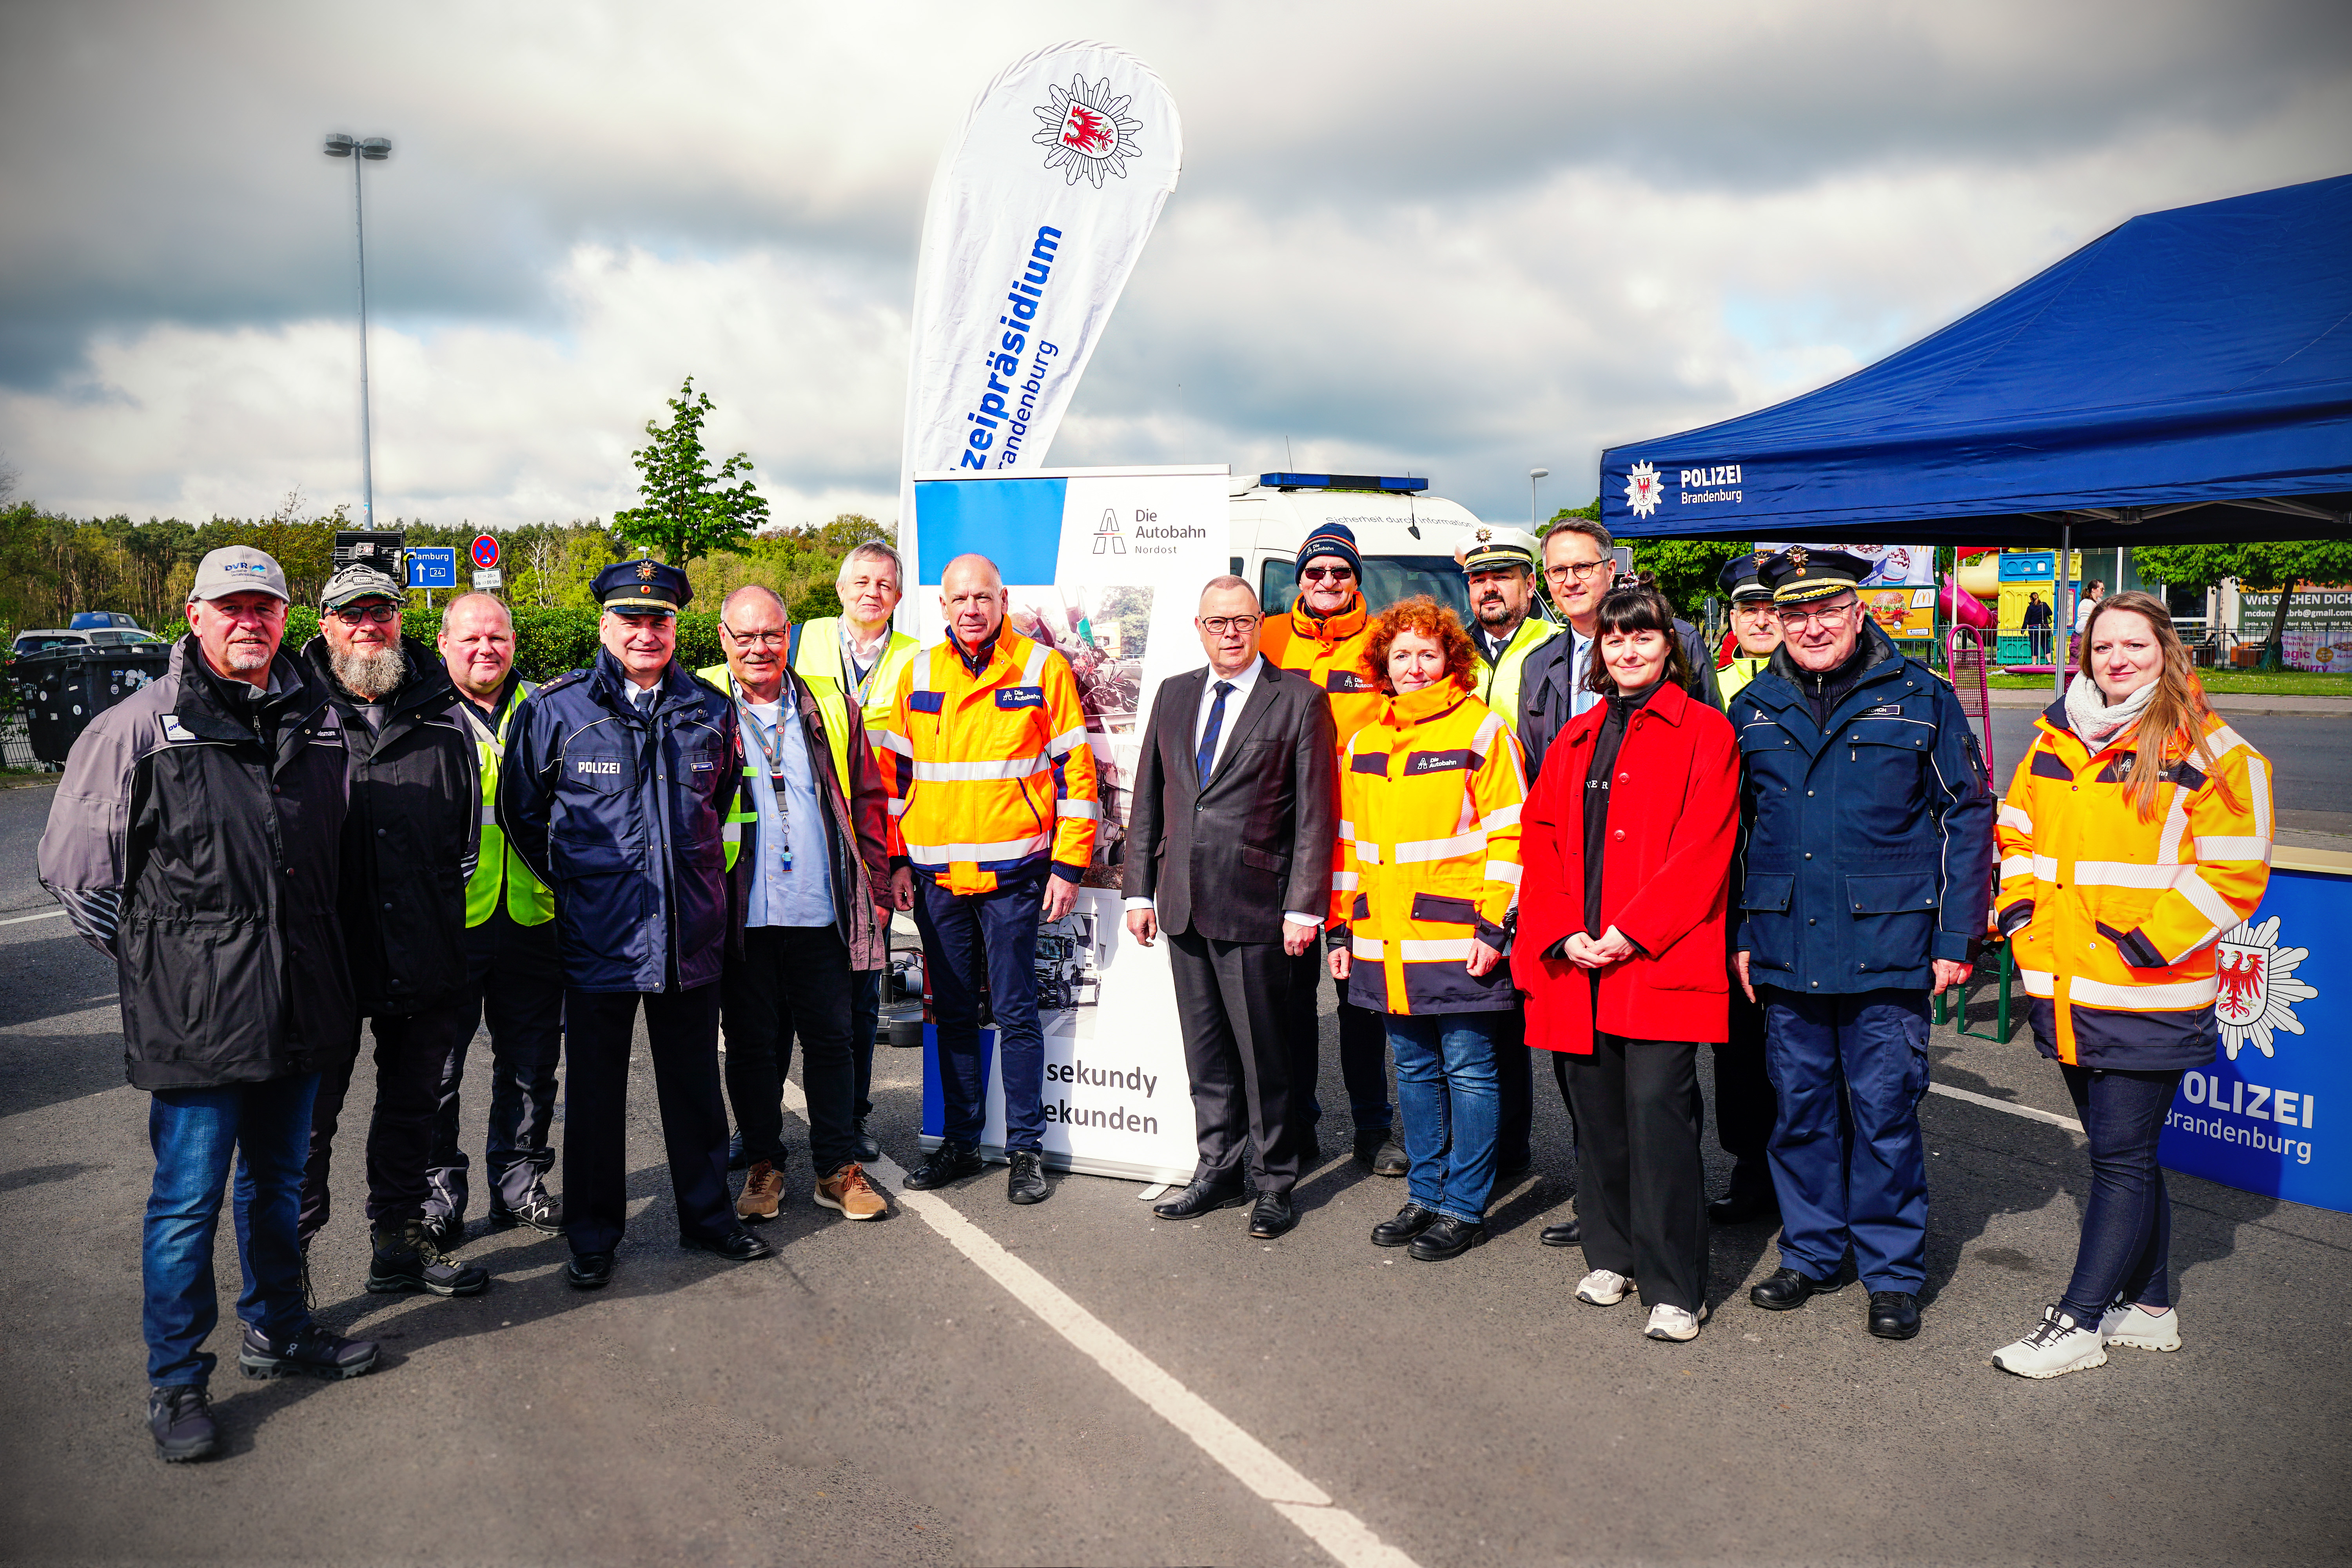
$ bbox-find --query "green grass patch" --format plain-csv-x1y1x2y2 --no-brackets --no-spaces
1987,671,2352,695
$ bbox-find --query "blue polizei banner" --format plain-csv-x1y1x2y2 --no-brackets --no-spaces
2159,865,2344,1213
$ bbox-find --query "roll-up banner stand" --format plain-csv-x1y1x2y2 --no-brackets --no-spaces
907,464,1229,1184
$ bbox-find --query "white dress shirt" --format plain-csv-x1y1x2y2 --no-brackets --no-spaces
1566,627,1601,721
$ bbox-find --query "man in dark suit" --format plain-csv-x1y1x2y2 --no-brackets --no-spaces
1124,576,1338,1240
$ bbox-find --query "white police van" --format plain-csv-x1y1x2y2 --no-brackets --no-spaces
1227,473,1485,623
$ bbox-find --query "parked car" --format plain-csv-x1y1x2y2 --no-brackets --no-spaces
69,611,145,632
11,627,165,657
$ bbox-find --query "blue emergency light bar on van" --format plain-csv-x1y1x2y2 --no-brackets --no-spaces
1259,473,1428,492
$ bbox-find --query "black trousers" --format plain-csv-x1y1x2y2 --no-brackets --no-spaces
1169,930,1301,1195
1560,1032,1708,1312
1494,1003,1532,1170
1282,949,1395,1136
722,924,859,1176
1714,983,1775,1173
426,930,565,1220
563,982,733,1258
299,992,476,1247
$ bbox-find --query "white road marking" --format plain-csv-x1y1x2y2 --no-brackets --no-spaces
1928,1080,2084,1134
0,907,67,926
777,1077,1422,1568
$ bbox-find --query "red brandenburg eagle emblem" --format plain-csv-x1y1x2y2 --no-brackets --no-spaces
1033,74,1143,187
2213,915,2316,1061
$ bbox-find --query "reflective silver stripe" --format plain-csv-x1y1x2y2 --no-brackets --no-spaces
1481,803,1522,831
2068,860,2180,890
2205,724,2248,761
2021,967,2055,998
911,755,1049,782
1056,799,1099,819
2000,855,2034,882
1351,936,1386,960
1472,711,1507,758
1997,803,2034,834
1338,819,1355,840
1045,724,1088,759
2176,870,2238,933
2067,973,2220,1009
1331,871,1359,891
2032,854,2060,881
1022,641,1050,684
875,728,915,758
904,833,1054,863
1395,828,1486,863
1356,842,1383,865
2157,786,2192,865
886,797,907,817
2194,835,2270,863
1399,938,1473,961
1483,861,1521,886
2246,753,2271,840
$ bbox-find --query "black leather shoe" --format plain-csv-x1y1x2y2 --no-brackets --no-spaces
683,1228,775,1262
1248,1192,1298,1239
902,1143,985,1190
566,1251,615,1289
1153,1178,1254,1219
1370,1203,1440,1247
1006,1150,1050,1205
1408,1214,1488,1261
1352,1128,1389,1166
1539,1218,1583,1248
727,1131,751,1172
1370,1136,1410,1178
238,1322,379,1380
851,1120,884,1163
1868,1290,1922,1340
1749,1266,1835,1311
149,1385,218,1462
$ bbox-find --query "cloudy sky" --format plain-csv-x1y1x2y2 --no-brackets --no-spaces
3,0,2347,532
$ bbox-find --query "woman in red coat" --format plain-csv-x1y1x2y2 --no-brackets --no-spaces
1512,585,1739,1342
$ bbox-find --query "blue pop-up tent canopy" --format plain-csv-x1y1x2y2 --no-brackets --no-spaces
1599,174,2352,546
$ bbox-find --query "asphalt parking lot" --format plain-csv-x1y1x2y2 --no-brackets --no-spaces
1,777,2347,1567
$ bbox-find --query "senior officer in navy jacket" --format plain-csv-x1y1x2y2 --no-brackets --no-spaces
1731,547,1992,1341
500,560,774,1289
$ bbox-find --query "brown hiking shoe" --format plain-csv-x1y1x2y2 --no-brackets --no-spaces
736,1161,784,1223
815,1162,887,1221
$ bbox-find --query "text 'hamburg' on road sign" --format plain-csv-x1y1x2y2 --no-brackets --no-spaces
406,547,457,588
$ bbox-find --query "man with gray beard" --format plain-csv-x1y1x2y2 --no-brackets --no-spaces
295,565,491,1299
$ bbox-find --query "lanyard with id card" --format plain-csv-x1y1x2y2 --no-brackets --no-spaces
736,684,792,872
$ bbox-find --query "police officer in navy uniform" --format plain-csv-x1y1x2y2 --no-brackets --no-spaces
500,560,773,1289
1731,547,1992,1339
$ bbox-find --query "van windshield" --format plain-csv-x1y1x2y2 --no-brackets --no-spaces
1260,555,1473,625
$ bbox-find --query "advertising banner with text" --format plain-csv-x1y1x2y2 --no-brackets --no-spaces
898,40,1182,586
908,465,1230,1183
1757,541,1936,637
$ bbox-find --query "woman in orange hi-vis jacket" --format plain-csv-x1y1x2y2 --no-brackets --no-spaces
1328,596,1526,1262
1988,592,2271,1379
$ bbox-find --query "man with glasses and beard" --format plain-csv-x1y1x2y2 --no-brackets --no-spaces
1731,547,1991,1341
297,564,491,1299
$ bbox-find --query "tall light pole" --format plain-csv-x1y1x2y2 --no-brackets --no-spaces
1529,466,1550,531
324,133,392,528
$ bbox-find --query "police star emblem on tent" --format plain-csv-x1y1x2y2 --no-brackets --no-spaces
1033,74,1143,187
2214,915,2316,1061
1624,461,1664,519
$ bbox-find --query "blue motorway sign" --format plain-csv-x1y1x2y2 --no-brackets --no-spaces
406,546,457,588
2160,865,2346,1213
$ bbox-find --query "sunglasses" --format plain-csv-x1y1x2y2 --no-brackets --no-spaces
1299,566,1355,583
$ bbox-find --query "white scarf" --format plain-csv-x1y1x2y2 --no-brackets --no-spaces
2064,673,2158,755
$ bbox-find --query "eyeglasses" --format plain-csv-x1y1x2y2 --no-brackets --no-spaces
1199,615,1260,635
1544,558,1613,584
1298,566,1354,583
1775,599,1857,630
722,625,788,648
329,603,399,625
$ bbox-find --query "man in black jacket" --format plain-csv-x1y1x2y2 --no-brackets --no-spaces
40,547,378,1465
500,560,773,1290
1123,577,1337,1241
295,564,490,1299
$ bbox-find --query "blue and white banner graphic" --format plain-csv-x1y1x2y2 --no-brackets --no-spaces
911,465,1229,1183
2160,865,2346,1213
897,41,1182,567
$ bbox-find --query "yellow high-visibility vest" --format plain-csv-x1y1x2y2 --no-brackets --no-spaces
461,682,555,928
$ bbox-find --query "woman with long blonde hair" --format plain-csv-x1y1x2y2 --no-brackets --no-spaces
1988,591,2272,1377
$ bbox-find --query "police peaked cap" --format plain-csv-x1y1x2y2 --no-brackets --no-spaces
595,558,692,613
1456,526,1541,575
1757,545,1873,605
1716,551,1775,603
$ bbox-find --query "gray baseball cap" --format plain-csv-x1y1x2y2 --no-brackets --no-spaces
188,546,290,604
321,563,404,611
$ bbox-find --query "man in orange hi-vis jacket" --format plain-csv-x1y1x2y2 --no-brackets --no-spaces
880,553,1098,1206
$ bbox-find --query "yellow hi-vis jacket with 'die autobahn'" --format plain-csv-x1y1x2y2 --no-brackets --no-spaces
1996,700,2271,1069
1330,682,1526,1016
880,629,1099,895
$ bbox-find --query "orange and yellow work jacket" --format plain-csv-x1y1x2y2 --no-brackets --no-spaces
1329,682,1526,1016
1996,701,2271,1069
879,628,1098,895
1261,594,1383,748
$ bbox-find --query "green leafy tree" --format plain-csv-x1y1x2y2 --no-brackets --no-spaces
2135,539,2352,653
612,377,769,567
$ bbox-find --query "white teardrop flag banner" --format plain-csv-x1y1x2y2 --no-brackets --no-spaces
897,40,1183,585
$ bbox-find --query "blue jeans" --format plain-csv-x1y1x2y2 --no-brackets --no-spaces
915,869,1047,1154
2057,1063,2182,1323
145,1074,319,1388
1388,1013,1501,1224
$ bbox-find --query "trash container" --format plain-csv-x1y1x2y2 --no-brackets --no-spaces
13,644,173,764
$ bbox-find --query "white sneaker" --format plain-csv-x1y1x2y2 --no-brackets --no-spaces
1992,1305,2108,1379
1575,1268,1631,1306
2099,1303,2181,1351
1645,1303,1703,1341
